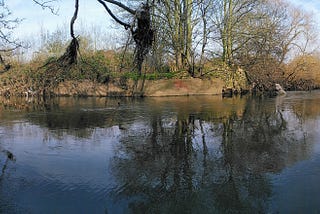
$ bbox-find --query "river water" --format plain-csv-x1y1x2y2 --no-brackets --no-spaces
0,91,320,213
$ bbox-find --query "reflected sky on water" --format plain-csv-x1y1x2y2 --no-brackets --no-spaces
0,92,320,213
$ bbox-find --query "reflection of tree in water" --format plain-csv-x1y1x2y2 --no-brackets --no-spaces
110,97,311,213
289,92,320,121
228,97,311,173
1,97,125,138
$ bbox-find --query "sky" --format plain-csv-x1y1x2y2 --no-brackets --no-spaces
292,0,320,26
7,0,320,35
292,0,320,12
5,0,320,48
6,0,129,55
7,0,116,37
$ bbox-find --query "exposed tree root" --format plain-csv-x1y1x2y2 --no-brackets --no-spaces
37,0,80,94
58,0,80,67
57,37,79,67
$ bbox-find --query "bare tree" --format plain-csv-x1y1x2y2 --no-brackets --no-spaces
150,0,197,74
0,0,23,71
209,0,258,66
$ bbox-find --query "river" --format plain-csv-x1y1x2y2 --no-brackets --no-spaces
0,91,320,213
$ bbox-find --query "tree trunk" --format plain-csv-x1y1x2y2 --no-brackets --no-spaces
200,8,207,76
184,0,193,75
226,0,233,65
174,0,183,69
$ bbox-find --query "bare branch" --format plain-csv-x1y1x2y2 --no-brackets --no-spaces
32,0,58,14
102,0,136,15
70,0,79,39
0,2,23,51
97,0,131,29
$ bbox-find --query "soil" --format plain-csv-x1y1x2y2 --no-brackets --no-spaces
0,78,225,97
53,78,225,97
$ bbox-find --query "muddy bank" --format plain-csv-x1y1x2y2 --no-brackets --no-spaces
0,78,225,97
54,78,225,97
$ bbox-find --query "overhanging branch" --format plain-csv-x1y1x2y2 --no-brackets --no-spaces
102,0,136,15
97,0,131,29
70,0,79,39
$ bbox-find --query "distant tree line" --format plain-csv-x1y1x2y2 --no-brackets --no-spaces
0,0,318,90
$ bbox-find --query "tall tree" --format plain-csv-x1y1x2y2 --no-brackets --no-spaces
184,0,193,70
153,0,195,74
210,0,258,65
197,0,213,74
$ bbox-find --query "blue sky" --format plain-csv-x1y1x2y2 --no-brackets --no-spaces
292,0,320,23
292,0,320,11
7,0,118,39
6,0,320,43
7,0,126,52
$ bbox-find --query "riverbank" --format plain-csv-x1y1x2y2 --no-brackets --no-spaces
1,57,316,98
0,77,226,97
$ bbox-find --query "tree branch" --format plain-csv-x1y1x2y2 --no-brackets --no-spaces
97,0,131,29
32,0,58,14
102,0,136,15
70,0,79,39
0,3,22,51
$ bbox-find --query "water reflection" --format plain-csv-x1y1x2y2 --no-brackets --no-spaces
108,95,314,213
0,92,319,213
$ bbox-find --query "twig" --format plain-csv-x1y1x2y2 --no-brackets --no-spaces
32,0,58,14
